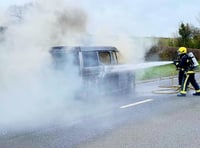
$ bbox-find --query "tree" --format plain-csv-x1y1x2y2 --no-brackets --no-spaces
190,25,200,48
0,26,6,42
178,23,192,47
7,3,33,23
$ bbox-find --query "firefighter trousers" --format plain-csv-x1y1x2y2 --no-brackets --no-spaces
180,71,200,94
178,70,185,86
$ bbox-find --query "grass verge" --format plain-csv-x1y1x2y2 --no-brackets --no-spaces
135,64,178,81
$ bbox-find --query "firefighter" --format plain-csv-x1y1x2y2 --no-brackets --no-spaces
177,47,200,96
173,53,185,86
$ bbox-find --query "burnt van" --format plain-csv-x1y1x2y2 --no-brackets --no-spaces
50,46,135,96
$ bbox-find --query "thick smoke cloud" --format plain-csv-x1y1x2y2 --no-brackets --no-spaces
0,0,157,131
0,0,90,130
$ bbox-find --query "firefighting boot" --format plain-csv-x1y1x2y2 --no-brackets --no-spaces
193,90,200,96
177,90,186,97
193,92,200,96
177,93,186,97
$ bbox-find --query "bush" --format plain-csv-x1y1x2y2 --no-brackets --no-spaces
145,46,200,61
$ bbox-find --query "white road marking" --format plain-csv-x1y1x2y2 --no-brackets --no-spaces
120,99,154,109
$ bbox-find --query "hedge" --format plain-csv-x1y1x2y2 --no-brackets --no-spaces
145,46,200,61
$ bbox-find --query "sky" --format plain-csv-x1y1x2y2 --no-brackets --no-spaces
1,0,200,37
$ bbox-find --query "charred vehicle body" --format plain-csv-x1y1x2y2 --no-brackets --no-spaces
50,46,135,96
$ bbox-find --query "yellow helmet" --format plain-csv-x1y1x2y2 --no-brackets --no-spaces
178,47,187,54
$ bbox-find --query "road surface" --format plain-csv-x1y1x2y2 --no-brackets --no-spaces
0,75,200,148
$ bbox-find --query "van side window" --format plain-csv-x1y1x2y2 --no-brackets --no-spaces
116,52,123,64
99,51,111,65
111,51,118,64
82,51,99,67
50,50,79,69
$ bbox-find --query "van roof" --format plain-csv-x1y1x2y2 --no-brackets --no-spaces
50,46,118,53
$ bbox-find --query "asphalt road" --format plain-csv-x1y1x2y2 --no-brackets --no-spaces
0,75,200,148
77,78,200,148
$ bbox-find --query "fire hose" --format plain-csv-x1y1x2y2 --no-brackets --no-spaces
151,70,200,94
152,84,196,94
152,85,180,94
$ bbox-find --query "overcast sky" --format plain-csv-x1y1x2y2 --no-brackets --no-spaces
1,0,200,37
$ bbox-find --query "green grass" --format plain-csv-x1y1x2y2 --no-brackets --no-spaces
136,63,200,81
135,64,178,80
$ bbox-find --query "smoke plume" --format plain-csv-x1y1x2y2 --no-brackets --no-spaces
0,0,157,131
0,0,90,130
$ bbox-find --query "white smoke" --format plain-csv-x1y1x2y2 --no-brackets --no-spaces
0,0,157,131
90,31,157,63
0,0,90,130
